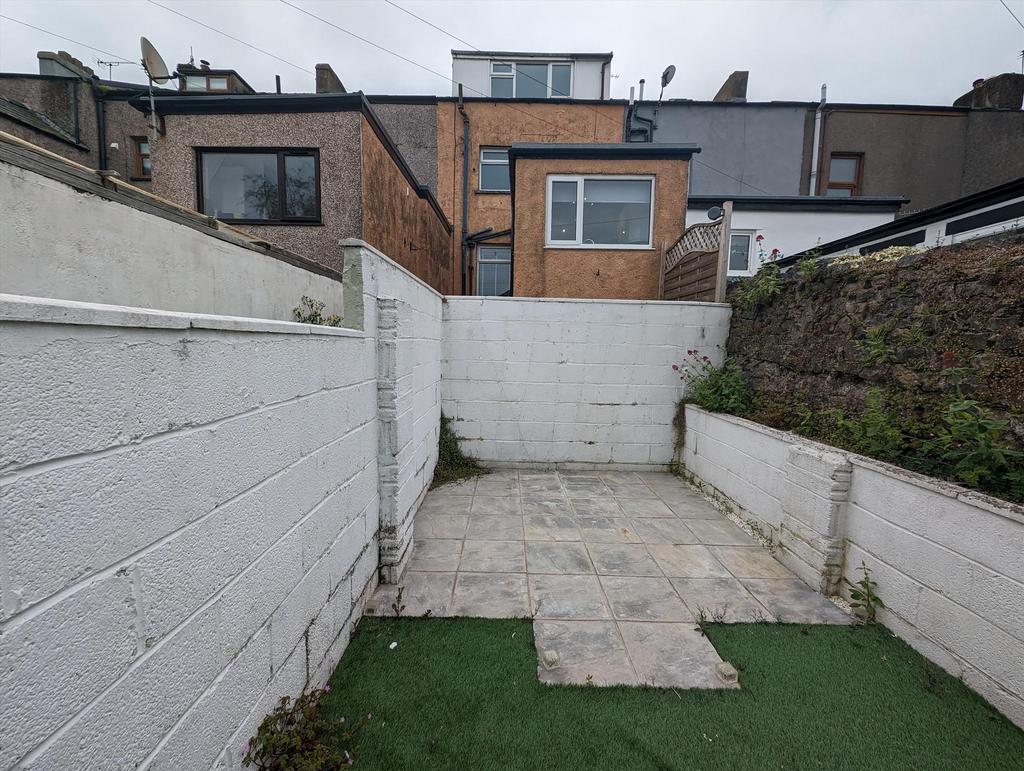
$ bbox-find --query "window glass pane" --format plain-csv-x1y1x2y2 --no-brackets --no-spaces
284,155,317,218
481,149,508,162
138,141,150,156
185,75,207,91
201,153,279,220
550,181,577,241
478,262,511,296
491,62,512,74
581,179,651,245
479,246,511,262
208,77,228,90
728,234,751,271
480,163,510,191
825,187,852,197
551,64,571,97
829,156,858,183
515,63,549,98
141,158,152,176
490,76,513,98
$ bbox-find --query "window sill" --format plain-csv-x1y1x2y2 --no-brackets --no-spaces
544,243,655,251
475,189,511,196
130,176,152,182
214,219,325,227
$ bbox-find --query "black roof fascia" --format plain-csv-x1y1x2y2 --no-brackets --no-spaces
509,142,701,161
776,177,1024,265
367,94,630,106
451,50,612,61
687,194,908,213
135,91,452,234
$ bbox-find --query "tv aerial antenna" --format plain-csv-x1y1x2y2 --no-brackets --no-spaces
140,37,179,141
95,58,135,80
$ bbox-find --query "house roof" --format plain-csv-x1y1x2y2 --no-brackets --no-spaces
687,194,908,213
509,142,701,160
0,96,86,149
451,50,613,61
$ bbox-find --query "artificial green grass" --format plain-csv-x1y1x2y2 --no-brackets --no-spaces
324,618,1022,770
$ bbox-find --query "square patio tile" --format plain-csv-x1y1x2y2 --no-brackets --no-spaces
668,500,725,519
670,578,775,622
598,471,644,483
711,547,793,579
434,478,477,495
414,514,469,539
451,572,530,617
522,498,573,517
647,545,731,578
520,471,561,483
525,515,582,542
408,538,463,572
373,572,455,617
470,497,522,517
418,494,473,516
617,498,675,518
465,515,524,541
459,540,526,573
522,490,569,503
607,483,658,498
686,518,758,546
576,517,641,544
526,542,594,574
651,486,706,505
600,576,692,622
534,620,637,686
563,484,612,499
741,579,851,624
530,575,611,620
629,518,699,545
570,498,623,517
475,479,520,497
619,622,734,689
587,543,662,576
558,472,604,483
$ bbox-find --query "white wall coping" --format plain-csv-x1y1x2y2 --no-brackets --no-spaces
686,405,1024,523
0,294,365,338
341,238,445,300
443,295,729,308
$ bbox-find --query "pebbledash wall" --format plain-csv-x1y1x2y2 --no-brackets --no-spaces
683,406,1024,728
442,297,732,467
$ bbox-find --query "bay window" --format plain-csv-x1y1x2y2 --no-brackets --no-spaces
546,175,654,248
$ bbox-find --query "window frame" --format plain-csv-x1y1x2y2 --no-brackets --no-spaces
478,146,511,193
195,147,322,225
726,230,756,277
544,174,655,250
488,60,574,99
182,73,231,93
826,152,863,197
476,245,513,296
131,136,151,180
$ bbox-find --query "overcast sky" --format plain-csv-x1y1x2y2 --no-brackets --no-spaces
1,0,1021,105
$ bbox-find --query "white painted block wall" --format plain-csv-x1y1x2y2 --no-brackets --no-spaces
683,405,1024,728
442,297,731,468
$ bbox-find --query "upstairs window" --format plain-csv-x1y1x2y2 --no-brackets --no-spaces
182,74,230,93
826,153,862,196
727,232,755,276
131,136,151,180
197,148,320,223
488,61,573,98
490,62,513,98
477,246,512,296
479,147,510,192
546,175,654,249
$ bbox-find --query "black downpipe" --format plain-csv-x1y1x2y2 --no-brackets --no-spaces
457,85,471,295
93,85,108,169
71,80,81,145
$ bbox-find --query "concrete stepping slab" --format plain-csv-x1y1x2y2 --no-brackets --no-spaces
570,498,623,517
647,544,732,578
459,540,526,573
470,497,522,517
465,515,524,541
452,572,530,617
526,542,594,574
617,498,675,518
587,543,662,576
618,622,736,689
533,620,637,686
600,576,692,622
629,518,699,545
687,518,759,546
408,538,463,572
414,514,469,539
741,579,851,624
670,578,776,623
576,517,641,544
710,547,794,579
372,571,455,618
524,514,582,542
530,575,611,620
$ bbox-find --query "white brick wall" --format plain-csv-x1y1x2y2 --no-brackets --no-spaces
442,297,731,468
683,406,1024,728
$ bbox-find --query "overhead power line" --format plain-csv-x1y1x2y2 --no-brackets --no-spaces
0,14,135,62
146,1,313,75
997,0,1024,30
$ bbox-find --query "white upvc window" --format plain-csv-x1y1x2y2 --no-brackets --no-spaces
477,246,512,296
545,175,655,249
727,231,757,277
479,147,510,191
489,60,573,98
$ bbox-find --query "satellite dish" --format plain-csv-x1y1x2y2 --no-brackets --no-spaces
140,37,172,83
707,205,724,221
661,64,676,89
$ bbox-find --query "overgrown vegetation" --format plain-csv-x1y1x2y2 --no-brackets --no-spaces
735,262,781,310
293,296,342,327
673,349,751,416
243,687,368,770
431,414,487,489
845,561,885,624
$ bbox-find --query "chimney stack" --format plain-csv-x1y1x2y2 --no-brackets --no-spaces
713,71,748,102
953,73,1024,109
315,63,346,94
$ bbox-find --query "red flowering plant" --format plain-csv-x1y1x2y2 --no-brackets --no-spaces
672,349,750,416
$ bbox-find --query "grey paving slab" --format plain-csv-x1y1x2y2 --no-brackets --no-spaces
459,540,526,573
414,514,469,540
465,515,524,541
653,486,709,505
524,515,582,542
520,471,561,483
607,483,658,498
534,620,637,686
530,575,611,620
668,500,725,519
600,576,692,622
373,572,455,617
526,542,594,574
647,544,732,579
587,543,662,576
671,578,776,623
598,472,643,483
741,579,851,624
434,478,477,495
619,622,735,689
563,484,612,499
617,498,676,518
475,479,520,497
521,498,574,517
470,496,522,517
452,572,530,617
629,518,699,545
418,495,473,516
570,498,623,517
711,546,794,579
686,518,759,546
408,538,463,572
576,517,641,544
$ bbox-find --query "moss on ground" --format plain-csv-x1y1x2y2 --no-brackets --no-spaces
430,414,487,490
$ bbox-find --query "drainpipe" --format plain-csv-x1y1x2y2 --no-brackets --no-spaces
71,80,81,145
457,84,471,295
809,83,826,195
94,88,108,169
600,60,607,100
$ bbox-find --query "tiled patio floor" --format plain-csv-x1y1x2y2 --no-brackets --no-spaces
371,470,849,688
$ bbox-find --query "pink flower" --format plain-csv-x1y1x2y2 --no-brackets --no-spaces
755,234,764,242
323,685,331,693
671,364,679,370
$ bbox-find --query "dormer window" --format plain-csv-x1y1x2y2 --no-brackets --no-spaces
182,74,230,93
489,61,573,99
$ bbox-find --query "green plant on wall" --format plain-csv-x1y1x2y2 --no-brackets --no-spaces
673,350,751,416
293,296,342,327
845,561,885,624
432,414,487,489
736,263,782,310
928,398,1023,496
856,321,896,366
834,389,904,463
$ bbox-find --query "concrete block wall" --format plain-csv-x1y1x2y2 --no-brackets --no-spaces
683,405,1024,728
442,297,731,468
